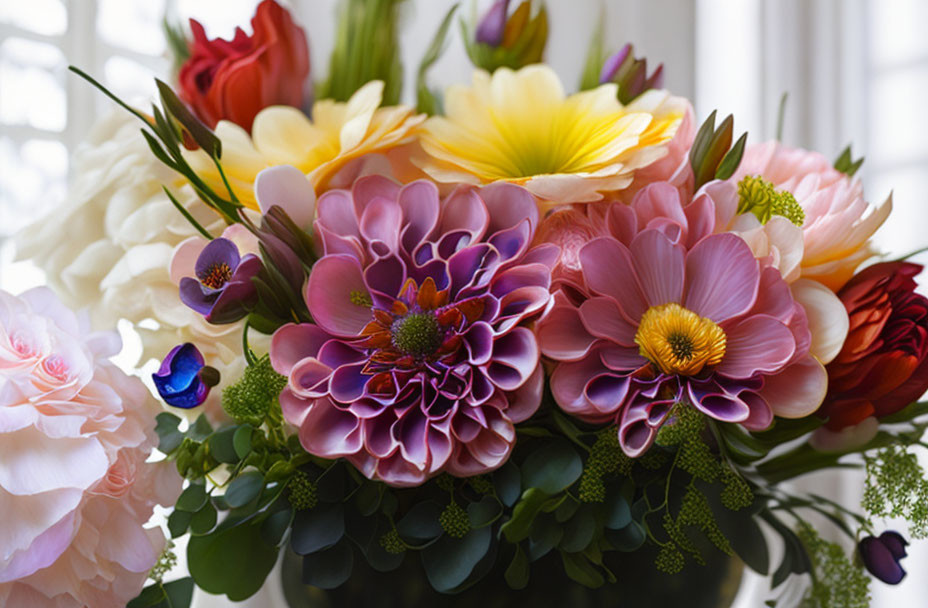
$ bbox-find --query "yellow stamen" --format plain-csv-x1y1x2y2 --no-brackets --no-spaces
635,303,727,376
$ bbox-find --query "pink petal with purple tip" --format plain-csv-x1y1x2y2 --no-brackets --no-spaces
440,187,489,241
683,233,759,323
487,327,539,390
717,315,796,378
305,254,372,337
298,400,363,458
270,323,332,375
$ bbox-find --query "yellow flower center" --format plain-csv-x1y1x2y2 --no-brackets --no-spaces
635,303,727,376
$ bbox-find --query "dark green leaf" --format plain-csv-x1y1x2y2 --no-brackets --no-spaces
187,518,278,601
176,483,208,513
505,544,530,590
301,537,354,589
416,3,459,114
560,550,604,588
291,502,345,555
233,425,253,460
560,506,597,553
363,521,406,573
190,502,218,535
168,509,193,538
715,131,748,180
155,412,184,454
421,526,492,592
527,515,563,561
603,487,631,529
162,577,195,608
127,583,166,608
188,414,213,441
208,427,240,464
155,78,220,157
261,506,294,547
224,471,264,508
689,110,717,173
521,440,583,494
467,495,502,528
494,461,521,507
603,520,646,552
354,481,382,517
501,488,549,543
396,500,443,542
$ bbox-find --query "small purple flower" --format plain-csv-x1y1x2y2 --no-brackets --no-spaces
475,0,510,46
152,343,219,409
859,531,908,585
179,237,262,324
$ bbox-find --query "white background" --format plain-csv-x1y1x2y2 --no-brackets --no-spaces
1,1,927,606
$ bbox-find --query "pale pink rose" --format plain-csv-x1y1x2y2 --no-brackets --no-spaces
0,287,181,607
733,140,892,292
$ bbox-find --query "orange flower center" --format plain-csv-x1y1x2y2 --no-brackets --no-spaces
202,262,232,289
635,303,727,376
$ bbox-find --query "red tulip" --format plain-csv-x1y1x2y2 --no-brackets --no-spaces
178,0,310,133
820,261,928,429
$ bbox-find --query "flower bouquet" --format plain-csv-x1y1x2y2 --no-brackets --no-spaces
6,1,928,607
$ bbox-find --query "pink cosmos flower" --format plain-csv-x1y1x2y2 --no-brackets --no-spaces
270,176,555,486
536,197,827,456
0,287,181,607
734,141,892,291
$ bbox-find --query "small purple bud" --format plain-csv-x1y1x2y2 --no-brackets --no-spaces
476,0,510,46
152,343,215,409
645,63,665,90
859,531,909,585
599,44,632,84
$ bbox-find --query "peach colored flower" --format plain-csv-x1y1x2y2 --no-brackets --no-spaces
0,288,181,607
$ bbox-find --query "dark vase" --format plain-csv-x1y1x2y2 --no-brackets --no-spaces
280,545,743,608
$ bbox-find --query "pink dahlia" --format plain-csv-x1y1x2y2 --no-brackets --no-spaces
536,200,827,456
270,177,555,486
0,288,181,607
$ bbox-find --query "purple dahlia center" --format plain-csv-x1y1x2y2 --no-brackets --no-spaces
391,312,442,357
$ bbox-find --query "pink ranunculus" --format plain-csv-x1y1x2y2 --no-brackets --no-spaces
733,141,892,292
271,176,556,486
535,194,827,456
0,287,181,607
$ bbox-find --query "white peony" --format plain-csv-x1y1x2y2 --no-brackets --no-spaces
16,110,261,419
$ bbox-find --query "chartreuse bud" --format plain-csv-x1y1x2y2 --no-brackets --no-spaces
288,471,318,511
737,175,805,227
221,354,287,426
463,0,548,72
439,500,471,538
579,428,632,503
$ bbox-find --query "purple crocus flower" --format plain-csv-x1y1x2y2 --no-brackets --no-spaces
859,531,908,585
179,237,262,324
475,0,510,46
269,177,556,487
152,343,219,409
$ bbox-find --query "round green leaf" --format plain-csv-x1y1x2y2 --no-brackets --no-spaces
421,526,491,592
504,545,530,590
176,483,208,513
190,502,218,535
467,496,502,528
261,507,294,547
521,440,582,494
208,427,240,464
604,520,646,552
604,487,631,529
560,506,596,552
187,519,278,601
224,471,264,508
233,425,253,460
168,509,193,538
493,461,521,507
290,502,344,555
396,500,443,542
301,538,354,589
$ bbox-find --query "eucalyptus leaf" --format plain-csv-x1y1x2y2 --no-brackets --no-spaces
505,545,530,590
494,461,521,507
261,506,293,547
421,526,492,592
560,550,605,588
501,488,549,543
396,500,443,542
187,518,277,601
521,440,582,494
233,425,253,460
527,514,563,561
155,412,184,454
603,487,631,529
190,502,218,535
302,538,354,589
208,427,240,464
291,502,345,555
603,520,646,552
224,471,264,508
467,495,502,528
168,509,193,538
560,506,597,553
176,483,208,513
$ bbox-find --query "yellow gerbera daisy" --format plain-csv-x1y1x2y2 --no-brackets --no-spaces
417,64,686,203
187,80,425,210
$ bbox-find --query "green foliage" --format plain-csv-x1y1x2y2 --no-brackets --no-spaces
288,471,318,511
797,522,870,608
654,543,685,574
689,110,747,188
578,428,631,502
863,444,928,538
677,486,732,556
318,0,405,105
379,528,406,554
221,355,287,426
720,465,754,511
834,145,864,178
149,540,178,584
416,3,458,114
439,501,472,539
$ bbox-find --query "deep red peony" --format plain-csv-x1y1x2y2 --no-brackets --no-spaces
178,0,310,132
820,261,928,430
